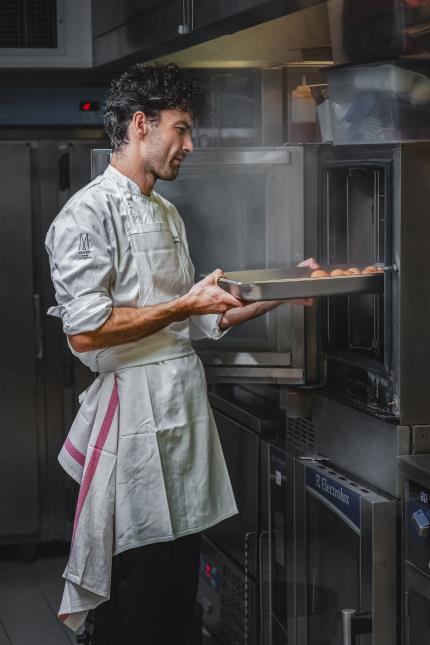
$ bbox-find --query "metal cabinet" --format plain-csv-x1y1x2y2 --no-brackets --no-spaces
92,0,172,38
198,384,283,645
93,0,186,67
0,143,39,537
0,137,104,544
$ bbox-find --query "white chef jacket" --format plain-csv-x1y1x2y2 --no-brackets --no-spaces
45,164,238,630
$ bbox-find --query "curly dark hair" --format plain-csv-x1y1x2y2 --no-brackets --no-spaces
104,63,207,152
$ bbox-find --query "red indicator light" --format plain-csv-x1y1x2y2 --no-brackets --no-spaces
79,100,100,112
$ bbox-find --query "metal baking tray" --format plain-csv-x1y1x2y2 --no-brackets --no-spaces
218,266,384,301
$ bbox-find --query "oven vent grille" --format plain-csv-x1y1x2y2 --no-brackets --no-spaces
220,565,258,644
0,0,57,49
287,416,315,450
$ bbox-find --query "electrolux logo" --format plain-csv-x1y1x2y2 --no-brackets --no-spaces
315,472,350,506
307,467,361,531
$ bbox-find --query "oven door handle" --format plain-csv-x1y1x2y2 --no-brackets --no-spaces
341,609,372,645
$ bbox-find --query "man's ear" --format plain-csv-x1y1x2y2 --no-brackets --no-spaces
132,111,148,138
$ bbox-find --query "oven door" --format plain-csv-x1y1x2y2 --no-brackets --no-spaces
319,145,398,419
295,458,397,645
404,562,430,645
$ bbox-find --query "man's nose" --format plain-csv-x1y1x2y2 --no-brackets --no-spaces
183,134,194,153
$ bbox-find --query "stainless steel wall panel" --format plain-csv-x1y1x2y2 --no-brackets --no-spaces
312,392,405,497
91,148,111,180
0,143,39,537
261,68,283,147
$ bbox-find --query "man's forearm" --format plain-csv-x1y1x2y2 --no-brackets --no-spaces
218,298,313,330
219,301,278,330
69,299,190,352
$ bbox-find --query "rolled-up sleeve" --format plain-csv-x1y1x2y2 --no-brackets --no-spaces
45,200,113,336
189,314,230,341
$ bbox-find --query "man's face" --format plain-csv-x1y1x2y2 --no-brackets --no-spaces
143,108,194,181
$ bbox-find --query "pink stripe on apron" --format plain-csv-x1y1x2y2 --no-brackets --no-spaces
64,436,85,467
71,378,119,543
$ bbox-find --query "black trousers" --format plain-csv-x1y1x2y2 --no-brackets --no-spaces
91,532,201,645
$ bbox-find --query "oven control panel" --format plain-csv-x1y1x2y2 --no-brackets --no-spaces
405,481,430,573
200,555,221,591
197,537,259,644
412,509,430,539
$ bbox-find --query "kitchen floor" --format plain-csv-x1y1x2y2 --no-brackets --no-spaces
0,543,216,645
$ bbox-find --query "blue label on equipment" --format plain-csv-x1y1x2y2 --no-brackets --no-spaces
306,467,361,531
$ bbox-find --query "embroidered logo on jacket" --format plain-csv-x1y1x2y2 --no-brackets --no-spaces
78,233,92,259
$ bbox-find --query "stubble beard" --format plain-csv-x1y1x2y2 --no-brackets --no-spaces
145,127,180,182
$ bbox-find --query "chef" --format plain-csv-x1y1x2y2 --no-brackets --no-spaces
45,63,317,645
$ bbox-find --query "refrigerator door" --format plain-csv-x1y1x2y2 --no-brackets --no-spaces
404,564,430,645
295,459,397,645
0,143,39,537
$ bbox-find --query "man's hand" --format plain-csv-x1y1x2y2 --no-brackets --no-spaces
278,257,320,307
218,258,320,330
297,257,320,270
180,269,244,315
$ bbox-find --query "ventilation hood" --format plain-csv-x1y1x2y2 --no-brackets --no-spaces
94,1,332,69
155,4,332,68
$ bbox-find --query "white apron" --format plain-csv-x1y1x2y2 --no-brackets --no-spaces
55,176,238,631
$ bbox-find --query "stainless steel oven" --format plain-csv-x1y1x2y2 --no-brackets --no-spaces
400,455,430,645
295,456,398,645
